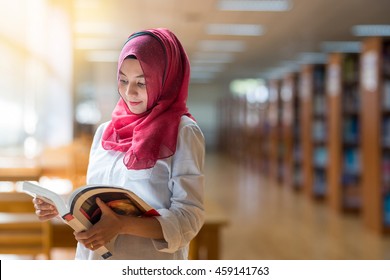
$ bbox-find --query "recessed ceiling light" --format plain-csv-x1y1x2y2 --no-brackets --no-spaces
320,41,362,53
190,72,217,80
296,52,327,64
191,64,225,72
352,25,390,36
75,38,118,49
279,60,301,72
198,40,246,52
191,52,235,63
206,24,264,36
218,0,292,11
86,50,119,62
75,22,114,34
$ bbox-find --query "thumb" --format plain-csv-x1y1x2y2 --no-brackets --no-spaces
96,197,112,215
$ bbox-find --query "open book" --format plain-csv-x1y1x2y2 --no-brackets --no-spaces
22,181,159,259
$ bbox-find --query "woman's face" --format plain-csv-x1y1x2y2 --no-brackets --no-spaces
118,58,148,114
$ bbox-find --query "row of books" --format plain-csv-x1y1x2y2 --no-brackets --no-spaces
384,193,390,225
313,169,326,196
342,54,359,83
343,148,361,174
312,120,327,141
313,94,326,115
342,85,360,113
313,146,328,168
381,153,390,187
382,80,390,111
384,41,390,77
382,117,390,147
382,150,390,226
343,116,359,143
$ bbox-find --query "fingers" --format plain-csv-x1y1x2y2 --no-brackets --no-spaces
33,198,58,221
74,232,103,251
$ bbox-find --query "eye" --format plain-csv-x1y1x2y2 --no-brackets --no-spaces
137,82,146,88
119,79,128,85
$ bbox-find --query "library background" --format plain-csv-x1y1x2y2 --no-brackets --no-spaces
1,0,390,260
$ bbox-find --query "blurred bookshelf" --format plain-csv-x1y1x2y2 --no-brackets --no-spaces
361,37,390,234
327,52,362,213
300,64,328,199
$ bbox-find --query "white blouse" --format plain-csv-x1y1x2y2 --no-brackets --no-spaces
75,116,205,260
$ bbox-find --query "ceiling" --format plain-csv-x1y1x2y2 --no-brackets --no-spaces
73,0,390,84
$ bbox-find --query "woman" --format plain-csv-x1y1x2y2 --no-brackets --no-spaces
33,28,205,260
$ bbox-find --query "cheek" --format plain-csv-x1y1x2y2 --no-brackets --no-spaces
140,90,149,106
145,82,158,108
118,88,126,100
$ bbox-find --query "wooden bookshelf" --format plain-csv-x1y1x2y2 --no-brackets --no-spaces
361,37,390,233
267,79,283,183
300,64,327,199
258,99,271,176
327,52,361,213
281,73,302,189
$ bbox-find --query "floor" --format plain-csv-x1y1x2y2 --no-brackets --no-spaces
2,152,390,260
205,153,390,259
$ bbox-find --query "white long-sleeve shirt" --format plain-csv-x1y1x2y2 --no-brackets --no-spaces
75,116,205,260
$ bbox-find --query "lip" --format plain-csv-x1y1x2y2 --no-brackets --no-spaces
129,101,142,106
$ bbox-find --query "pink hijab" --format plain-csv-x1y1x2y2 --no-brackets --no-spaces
101,28,192,170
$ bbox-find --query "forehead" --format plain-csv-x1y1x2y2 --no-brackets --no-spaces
119,58,144,76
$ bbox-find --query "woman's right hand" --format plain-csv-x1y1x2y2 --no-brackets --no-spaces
33,197,59,221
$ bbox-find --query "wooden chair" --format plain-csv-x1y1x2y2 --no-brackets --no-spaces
0,192,52,259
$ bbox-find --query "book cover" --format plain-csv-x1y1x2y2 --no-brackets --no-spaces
22,181,159,259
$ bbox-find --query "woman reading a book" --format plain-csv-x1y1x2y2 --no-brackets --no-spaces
33,28,205,260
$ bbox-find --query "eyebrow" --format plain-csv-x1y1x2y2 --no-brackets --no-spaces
119,69,144,78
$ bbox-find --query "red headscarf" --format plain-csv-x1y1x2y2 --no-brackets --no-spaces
101,28,192,170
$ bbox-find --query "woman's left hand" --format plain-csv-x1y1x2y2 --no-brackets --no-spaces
74,197,123,251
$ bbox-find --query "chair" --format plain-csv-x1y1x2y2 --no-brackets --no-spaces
0,192,52,259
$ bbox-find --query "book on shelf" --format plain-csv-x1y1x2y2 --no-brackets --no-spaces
22,181,159,259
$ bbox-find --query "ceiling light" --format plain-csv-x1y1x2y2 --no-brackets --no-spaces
198,40,246,52
296,52,327,64
190,72,217,80
218,0,292,11
260,67,290,79
206,24,264,36
75,38,119,49
352,25,390,36
75,22,114,34
321,41,362,53
279,60,301,72
190,78,214,84
191,64,226,72
86,50,119,62
191,52,235,63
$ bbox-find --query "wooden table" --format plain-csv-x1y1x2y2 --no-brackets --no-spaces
0,192,228,259
0,156,42,182
189,198,228,260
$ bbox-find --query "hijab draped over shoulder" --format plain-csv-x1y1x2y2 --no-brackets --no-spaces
101,28,192,170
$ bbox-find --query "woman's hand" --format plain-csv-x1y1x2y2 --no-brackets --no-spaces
74,197,122,251
33,197,59,221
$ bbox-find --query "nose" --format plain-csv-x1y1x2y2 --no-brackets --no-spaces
124,83,137,97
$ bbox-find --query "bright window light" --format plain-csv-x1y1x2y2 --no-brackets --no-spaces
352,25,390,36
218,0,292,11
206,24,264,36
